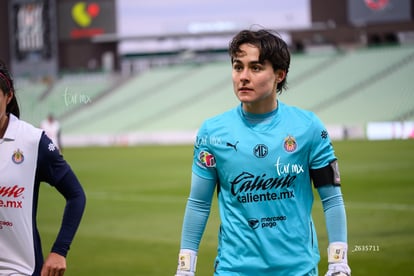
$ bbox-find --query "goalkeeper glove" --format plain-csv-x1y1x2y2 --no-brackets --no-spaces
175,249,197,276
325,242,351,276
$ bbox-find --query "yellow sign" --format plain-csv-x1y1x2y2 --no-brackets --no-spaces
72,2,100,27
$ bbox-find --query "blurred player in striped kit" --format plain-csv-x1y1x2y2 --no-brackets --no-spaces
175,29,351,276
0,60,86,276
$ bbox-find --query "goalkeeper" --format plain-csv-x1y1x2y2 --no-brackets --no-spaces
175,28,351,276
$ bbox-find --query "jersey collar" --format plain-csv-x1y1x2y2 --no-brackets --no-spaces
1,113,18,142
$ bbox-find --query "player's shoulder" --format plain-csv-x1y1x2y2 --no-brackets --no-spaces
9,115,43,142
201,106,239,129
279,101,322,124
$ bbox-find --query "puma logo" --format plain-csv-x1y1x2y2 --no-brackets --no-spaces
226,141,239,151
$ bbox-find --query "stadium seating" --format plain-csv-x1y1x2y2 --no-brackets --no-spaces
15,80,48,124
16,73,116,128
317,51,414,125
60,64,200,134
281,45,414,115
15,44,414,137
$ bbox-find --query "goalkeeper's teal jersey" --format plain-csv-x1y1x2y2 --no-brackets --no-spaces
192,101,337,275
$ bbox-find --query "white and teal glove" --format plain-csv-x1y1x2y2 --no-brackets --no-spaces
175,249,197,276
325,242,351,276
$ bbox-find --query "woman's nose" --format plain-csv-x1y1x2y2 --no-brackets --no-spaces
239,69,250,82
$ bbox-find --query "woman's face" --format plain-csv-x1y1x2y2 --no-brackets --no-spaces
232,43,285,114
0,89,12,122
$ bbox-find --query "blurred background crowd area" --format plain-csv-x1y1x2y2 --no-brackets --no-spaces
1,0,413,146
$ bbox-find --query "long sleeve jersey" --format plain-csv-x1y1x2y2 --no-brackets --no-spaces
179,101,347,275
0,114,86,276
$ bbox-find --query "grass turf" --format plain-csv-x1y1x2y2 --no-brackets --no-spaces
37,139,414,275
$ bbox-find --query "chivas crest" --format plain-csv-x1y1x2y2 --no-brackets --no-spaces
283,136,297,153
12,149,24,164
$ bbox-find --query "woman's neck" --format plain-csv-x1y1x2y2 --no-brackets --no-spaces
242,97,278,114
0,114,9,139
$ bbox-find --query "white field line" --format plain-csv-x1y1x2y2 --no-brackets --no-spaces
313,201,414,212
345,202,414,212
87,191,414,211
86,191,186,204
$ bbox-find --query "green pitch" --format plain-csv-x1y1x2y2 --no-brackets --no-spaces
37,140,414,275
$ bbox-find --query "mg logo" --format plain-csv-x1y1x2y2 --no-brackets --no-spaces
253,144,268,158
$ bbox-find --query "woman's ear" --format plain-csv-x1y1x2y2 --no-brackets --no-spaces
6,91,14,105
275,69,286,83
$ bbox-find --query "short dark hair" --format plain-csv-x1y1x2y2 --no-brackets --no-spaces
229,29,290,93
0,60,20,118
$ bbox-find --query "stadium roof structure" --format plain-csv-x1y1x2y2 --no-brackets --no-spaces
91,21,336,43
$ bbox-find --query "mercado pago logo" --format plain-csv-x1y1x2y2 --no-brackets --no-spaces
72,2,100,27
